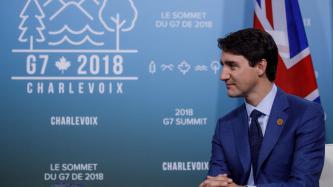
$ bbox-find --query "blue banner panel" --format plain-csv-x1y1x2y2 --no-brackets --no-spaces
0,0,331,186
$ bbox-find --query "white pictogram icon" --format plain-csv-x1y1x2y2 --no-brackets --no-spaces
46,0,104,47
149,60,156,74
99,0,138,50
178,60,191,75
55,56,71,74
11,0,140,94
194,65,208,72
48,25,105,46
18,0,46,50
14,0,139,53
48,0,95,21
161,64,174,71
210,61,220,74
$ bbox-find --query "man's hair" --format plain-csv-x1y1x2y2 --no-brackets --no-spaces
218,28,278,81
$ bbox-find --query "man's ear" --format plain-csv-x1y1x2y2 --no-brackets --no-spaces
256,59,267,77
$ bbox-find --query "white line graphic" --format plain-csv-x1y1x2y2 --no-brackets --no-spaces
48,35,104,46
12,49,138,53
49,24,104,35
122,0,138,32
49,0,94,21
93,0,100,6
11,76,139,81
43,0,52,7
14,0,139,53
19,0,46,49
99,0,138,50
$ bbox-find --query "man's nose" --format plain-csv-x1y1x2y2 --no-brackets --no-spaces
220,67,230,81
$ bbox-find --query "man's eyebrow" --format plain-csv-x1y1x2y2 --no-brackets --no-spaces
221,60,237,66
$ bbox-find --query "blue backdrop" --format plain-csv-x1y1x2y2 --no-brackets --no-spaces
0,0,332,186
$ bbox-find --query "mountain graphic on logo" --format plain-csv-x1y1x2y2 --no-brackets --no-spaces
45,0,100,23
44,0,105,47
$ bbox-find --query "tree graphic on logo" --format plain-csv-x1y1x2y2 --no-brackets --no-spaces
18,0,46,50
99,0,138,50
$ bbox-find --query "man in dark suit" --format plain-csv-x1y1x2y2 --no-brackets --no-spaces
199,28,325,187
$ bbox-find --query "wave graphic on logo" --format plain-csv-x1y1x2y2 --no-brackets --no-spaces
48,24,104,46
49,24,104,35
48,35,104,46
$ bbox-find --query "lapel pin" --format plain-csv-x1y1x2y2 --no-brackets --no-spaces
277,118,284,126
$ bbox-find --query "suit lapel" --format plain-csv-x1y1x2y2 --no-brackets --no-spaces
233,104,251,176
255,89,289,177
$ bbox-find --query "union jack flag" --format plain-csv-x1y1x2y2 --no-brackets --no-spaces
253,0,320,103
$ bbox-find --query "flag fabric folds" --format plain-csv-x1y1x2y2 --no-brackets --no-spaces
253,0,320,103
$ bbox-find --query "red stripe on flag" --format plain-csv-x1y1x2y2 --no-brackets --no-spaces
275,55,318,98
265,0,274,29
254,14,264,30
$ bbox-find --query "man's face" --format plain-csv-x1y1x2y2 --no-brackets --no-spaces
220,52,259,97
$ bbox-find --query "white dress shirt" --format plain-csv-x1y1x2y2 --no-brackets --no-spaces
245,84,277,186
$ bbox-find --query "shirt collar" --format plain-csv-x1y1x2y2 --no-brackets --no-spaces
245,84,277,117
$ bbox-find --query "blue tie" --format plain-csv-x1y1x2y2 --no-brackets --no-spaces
249,109,264,178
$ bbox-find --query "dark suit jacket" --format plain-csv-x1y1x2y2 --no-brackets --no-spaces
208,88,325,187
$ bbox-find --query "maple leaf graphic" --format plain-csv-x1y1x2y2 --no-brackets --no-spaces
178,60,191,75
55,56,71,74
